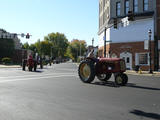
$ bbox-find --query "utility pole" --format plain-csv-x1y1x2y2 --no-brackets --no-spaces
154,0,159,71
104,27,106,57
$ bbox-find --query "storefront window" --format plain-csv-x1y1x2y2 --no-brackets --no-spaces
139,53,148,65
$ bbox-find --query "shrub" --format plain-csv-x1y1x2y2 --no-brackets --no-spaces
2,57,12,65
77,57,81,63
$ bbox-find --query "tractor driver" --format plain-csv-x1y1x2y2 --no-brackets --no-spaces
87,49,99,62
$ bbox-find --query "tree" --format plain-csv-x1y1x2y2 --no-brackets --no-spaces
22,42,29,49
67,39,87,61
44,32,68,58
34,39,42,55
40,40,52,57
29,44,36,52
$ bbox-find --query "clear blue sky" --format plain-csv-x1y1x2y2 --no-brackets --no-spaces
0,0,99,46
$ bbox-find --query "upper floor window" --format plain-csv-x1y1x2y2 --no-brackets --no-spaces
125,0,129,15
134,0,138,13
144,0,149,11
116,2,121,16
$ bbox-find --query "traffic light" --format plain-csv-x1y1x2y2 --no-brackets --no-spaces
113,18,117,29
26,33,30,39
128,11,134,21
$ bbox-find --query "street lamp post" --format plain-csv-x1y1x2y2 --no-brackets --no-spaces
92,38,94,47
149,29,153,74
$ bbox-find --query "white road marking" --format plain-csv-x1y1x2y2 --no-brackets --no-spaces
54,68,77,71
0,74,76,83
0,73,75,79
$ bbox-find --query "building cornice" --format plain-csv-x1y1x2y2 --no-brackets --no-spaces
98,11,154,35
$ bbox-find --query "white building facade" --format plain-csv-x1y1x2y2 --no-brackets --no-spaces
98,0,160,71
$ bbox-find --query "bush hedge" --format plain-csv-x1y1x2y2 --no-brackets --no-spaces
2,57,12,65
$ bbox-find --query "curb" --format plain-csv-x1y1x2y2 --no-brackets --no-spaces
0,65,21,68
125,71,160,77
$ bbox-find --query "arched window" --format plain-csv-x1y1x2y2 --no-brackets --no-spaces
111,53,118,58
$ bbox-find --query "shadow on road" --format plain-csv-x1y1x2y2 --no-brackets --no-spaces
24,70,43,73
126,83,160,91
34,70,43,73
130,109,160,120
90,82,160,90
91,81,120,88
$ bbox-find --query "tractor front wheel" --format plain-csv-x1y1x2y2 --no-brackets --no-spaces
29,66,32,71
34,61,37,72
78,60,95,83
115,73,128,86
22,61,26,71
121,73,128,85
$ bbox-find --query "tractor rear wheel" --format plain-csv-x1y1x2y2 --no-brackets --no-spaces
97,73,112,82
22,60,26,71
34,61,37,72
78,60,95,83
121,73,128,85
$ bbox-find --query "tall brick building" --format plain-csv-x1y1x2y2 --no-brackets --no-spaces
98,0,160,71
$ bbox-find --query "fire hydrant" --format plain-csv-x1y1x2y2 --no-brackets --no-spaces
138,68,142,74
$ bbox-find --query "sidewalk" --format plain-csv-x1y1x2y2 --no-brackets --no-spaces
125,70,160,77
0,64,21,68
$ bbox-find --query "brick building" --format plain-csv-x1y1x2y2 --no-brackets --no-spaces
98,0,160,71
0,29,22,49
0,29,33,64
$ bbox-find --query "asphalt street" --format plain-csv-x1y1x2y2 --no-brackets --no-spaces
0,62,159,120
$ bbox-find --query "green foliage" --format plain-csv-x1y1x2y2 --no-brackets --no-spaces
29,44,36,52
22,42,29,49
67,39,87,62
2,57,12,64
44,32,68,58
0,38,15,59
77,57,81,63
21,32,87,61
34,39,41,55
40,40,52,56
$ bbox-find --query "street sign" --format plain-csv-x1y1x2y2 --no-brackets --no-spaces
144,40,149,50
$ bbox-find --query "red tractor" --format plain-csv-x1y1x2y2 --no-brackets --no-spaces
22,55,38,72
78,57,128,86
